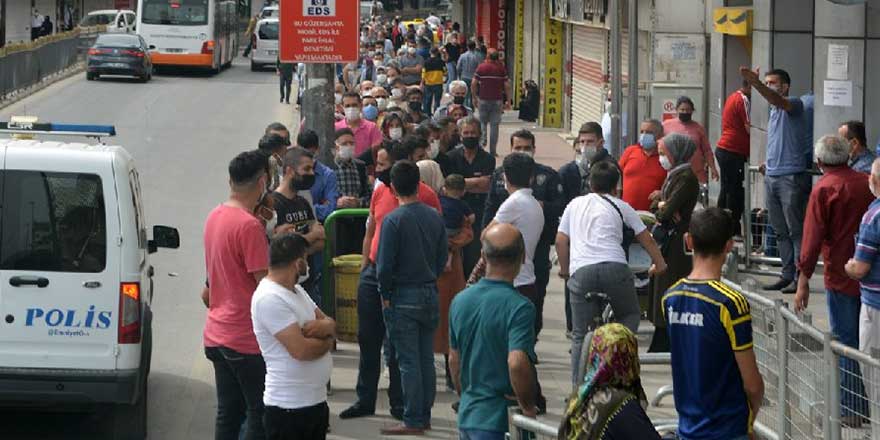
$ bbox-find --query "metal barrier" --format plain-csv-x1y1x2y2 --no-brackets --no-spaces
0,27,102,101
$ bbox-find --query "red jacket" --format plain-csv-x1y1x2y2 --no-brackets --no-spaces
717,90,750,157
798,166,874,296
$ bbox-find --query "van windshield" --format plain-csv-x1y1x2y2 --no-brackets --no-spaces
79,13,116,27
0,171,106,273
142,0,209,26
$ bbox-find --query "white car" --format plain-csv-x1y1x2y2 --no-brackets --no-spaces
260,5,279,19
0,118,179,440
250,18,279,71
79,9,137,33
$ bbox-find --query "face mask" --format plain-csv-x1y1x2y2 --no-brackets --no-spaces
639,133,656,150
374,59,383,67
389,127,403,140
337,144,354,161
377,74,388,85
297,260,310,285
516,150,534,158
376,98,387,110
678,113,692,123
429,140,440,159
408,48,416,56
768,84,781,94
391,88,404,99
659,155,673,170
344,107,361,122
448,134,461,149
377,168,391,185
363,105,379,121
264,210,278,239
408,101,422,112
334,93,342,105
581,146,598,162
462,137,480,150
292,173,316,191
453,96,465,105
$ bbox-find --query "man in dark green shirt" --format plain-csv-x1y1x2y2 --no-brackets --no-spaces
449,223,538,439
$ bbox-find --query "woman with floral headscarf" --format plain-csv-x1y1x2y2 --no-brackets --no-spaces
559,323,660,440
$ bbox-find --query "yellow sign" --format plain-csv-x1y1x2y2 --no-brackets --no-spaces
542,10,564,128
513,0,524,108
713,8,752,36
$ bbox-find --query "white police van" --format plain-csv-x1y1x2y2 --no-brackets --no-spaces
0,118,178,439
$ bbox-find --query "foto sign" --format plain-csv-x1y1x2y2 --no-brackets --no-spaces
280,0,359,63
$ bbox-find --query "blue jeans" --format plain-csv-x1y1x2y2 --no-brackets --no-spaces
477,99,503,155
764,173,811,280
462,77,473,108
384,284,439,429
446,62,457,87
460,428,506,440
827,290,869,418
423,84,443,115
355,265,403,412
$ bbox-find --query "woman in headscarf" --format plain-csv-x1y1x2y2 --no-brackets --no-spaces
648,133,700,352
416,159,444,194
559,323,660,440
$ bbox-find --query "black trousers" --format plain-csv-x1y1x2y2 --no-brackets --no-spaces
205,346,266,440
715,148,747,233
264,402,329,440
279,75,293,102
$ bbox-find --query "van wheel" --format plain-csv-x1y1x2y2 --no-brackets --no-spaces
250,61,260,72
86,72,97,81
111,379,148,440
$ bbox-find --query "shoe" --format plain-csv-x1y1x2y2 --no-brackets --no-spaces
390,407,403,421
536,394,547,415
339,403,375,419
781,283,797,294
279,97,283,103
452,401,459,413
762,278,793,291
380,424,425,435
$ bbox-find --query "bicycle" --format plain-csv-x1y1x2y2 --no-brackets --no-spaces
574,291,615,387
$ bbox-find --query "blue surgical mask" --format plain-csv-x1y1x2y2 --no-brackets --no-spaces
639,133,656,150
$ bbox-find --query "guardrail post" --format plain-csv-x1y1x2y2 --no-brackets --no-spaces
872,348,880,439
507,407,522,440
774,299,791,438
743,164,752,268
824,331,841,440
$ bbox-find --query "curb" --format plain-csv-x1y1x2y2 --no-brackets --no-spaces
0,61,85,110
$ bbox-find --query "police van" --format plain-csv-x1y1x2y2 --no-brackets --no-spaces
0,118,179,439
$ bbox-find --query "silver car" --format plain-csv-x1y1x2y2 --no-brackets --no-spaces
250,18,279,72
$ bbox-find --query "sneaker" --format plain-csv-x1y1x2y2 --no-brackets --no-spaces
762,278,793,291
339,403,375,419
390,407,404,421
380,424,425,435
781,283,797,294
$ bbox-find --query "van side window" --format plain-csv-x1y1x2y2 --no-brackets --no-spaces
129,170,146,250
0,171,107,273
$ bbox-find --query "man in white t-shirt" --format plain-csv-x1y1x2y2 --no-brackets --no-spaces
555,161,667,387
251,234,336,440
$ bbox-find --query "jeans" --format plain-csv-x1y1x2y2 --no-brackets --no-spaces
478,99,503,155
446,62,457,87
859,304,880,437
462,77,473,108
567,262,640,385
827,290,868,418
764,173,811,281
205,346,267,440
715,148,746,233
279,75,292,103
263,403,329,440
355,264,403,412
460,428,506,440
384,284,439,429
423,84,443,115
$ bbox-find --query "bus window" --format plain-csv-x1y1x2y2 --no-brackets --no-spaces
142,0,210,26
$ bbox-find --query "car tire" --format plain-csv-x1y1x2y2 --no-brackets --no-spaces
250,61,260,72
86,72,97,81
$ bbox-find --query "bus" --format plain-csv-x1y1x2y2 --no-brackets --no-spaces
136,0,238,72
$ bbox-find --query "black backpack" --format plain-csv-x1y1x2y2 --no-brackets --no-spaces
599,195,635,259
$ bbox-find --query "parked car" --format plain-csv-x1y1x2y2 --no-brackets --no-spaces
259,5,279,19
87,33,153,82
250,18,279,72
79,9,136,33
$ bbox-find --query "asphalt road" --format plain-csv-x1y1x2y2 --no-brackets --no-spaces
0,58,296,439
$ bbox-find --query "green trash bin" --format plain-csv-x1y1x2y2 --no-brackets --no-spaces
332,254,362,342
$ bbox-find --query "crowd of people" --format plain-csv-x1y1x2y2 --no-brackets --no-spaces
197,10,880,440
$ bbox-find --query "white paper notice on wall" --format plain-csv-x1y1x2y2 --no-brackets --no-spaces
827,44,849,80
824,80,852,107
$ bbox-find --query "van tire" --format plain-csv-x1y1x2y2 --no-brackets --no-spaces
251,61,260,72
86,72,97,81
110,378,147,440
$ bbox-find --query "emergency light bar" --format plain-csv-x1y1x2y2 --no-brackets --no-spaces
0,120,117,138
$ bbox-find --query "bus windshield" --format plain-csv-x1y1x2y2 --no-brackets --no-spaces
142,0,209,26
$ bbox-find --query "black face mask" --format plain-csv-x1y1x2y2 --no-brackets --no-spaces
462,137,480,150
678,113,692,123
376,169,391,185
452,96,465,105
408,101,422,112
291,173,316,191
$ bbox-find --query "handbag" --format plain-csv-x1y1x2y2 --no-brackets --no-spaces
651,221,676,255
598,195,635,259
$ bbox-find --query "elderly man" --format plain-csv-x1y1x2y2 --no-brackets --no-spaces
433,80,473,121
846,158,880,437
840,120,876,174
619,119,667,211
795,135,873,426
450,223,539,440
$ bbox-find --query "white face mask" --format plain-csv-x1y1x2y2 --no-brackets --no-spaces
334,93,343,105
389,127,403,140
376,97,387,110
581,146,598,163
344,107,361,122
516,150,534,158
659,155,673,170
429,140,440,159
377,74,388,85
767,84,782,94
337,144,354,160
391,88,404,99
264,211,278,239
297,260,310,285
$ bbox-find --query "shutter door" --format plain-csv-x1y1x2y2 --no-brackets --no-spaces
570,25,606,137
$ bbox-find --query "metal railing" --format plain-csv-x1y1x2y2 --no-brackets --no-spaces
0,26,104,101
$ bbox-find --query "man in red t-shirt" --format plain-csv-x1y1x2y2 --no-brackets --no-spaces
340,140,442,421
716,82,751,234
202,150,271,439
619,119,667,211
472,50,509,156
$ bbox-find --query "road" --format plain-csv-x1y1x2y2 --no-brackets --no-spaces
0,58,297,439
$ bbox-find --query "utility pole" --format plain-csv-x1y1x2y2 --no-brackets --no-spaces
608,0,622,158
627,0,639,145
302,63,337,169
